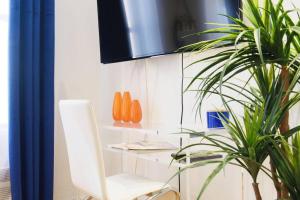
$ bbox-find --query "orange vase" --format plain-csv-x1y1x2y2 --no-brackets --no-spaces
112,92,122,121
121,91,132,122
131,100,142,123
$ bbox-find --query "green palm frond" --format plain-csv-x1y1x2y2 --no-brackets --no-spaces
182,0,300,112
177,90,289,199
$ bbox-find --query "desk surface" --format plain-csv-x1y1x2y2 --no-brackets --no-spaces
105,147,183,167
102,121,227,139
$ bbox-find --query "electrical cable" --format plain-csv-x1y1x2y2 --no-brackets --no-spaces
180,53,184,126
178,53,184,194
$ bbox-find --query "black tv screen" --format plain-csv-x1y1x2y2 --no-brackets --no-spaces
97,0,241,64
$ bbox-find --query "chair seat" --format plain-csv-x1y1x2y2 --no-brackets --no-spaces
106,173,169,200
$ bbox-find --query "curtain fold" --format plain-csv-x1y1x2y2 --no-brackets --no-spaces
9,0,55,199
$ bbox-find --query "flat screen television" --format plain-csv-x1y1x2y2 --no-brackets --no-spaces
97,0,241,64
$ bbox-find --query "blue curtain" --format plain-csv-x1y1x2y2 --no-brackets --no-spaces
9,0,55,199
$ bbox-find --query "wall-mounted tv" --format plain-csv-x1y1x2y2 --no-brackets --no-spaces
97,0,241,64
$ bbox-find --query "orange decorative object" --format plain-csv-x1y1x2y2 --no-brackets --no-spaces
121,91,132,122
112,92,122,121
131,100,142,123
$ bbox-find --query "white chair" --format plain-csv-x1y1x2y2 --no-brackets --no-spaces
59,100,179,200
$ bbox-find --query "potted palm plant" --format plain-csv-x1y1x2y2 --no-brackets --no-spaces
176,0,300,199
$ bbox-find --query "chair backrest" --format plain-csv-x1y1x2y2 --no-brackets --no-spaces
59,100,107,199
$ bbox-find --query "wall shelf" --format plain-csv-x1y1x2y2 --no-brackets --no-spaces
104,147,184,167
101,121,227,139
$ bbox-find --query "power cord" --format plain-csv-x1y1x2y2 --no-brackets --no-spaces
178,53,184,194
180,53,184,126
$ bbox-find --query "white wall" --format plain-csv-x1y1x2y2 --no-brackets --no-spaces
55,0,103,198
55,0,300,199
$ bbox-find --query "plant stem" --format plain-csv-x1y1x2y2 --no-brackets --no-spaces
270,160,282,199
279,66,290,135
281,182,289,199
252,182,262,200
279,66,290,199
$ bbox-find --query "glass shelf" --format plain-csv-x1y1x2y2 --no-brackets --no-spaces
104,146,223,168
104,147,184,167
101,121,227,139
